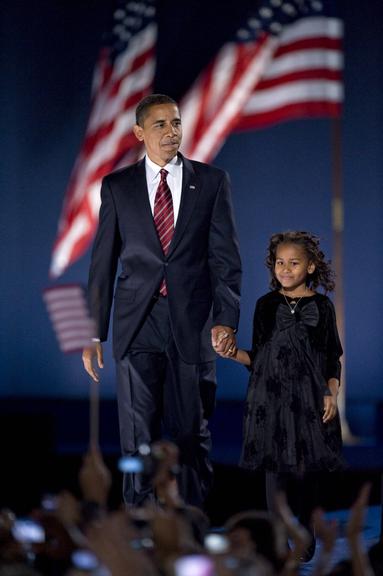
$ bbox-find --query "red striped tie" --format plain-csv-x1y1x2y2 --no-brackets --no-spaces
154,169,174,296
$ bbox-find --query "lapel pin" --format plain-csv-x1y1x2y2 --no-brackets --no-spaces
189,185,196,189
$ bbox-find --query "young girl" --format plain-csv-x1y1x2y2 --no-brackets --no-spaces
217,231,345,559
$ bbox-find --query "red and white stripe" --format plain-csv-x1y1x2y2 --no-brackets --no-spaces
180,15,342,163
237,16,343,130
50,23,156,278
50,9,343,278
180,34,277,162
43,285,96,353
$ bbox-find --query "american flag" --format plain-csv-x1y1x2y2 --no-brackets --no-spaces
50,0,343,277
43,285,96,353
50,0,156,278
180,0,343,161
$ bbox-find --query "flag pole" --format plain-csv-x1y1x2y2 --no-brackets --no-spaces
89,290,100,451
90,377,99,450
331,117,357,444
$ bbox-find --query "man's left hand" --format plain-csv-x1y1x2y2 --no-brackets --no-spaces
211,325,236,356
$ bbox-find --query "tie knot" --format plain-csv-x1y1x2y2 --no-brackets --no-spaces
160,168,168,181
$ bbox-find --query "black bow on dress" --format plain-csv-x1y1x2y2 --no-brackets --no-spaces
276,300,319,330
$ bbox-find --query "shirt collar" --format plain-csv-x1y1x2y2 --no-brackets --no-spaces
145,154,182,183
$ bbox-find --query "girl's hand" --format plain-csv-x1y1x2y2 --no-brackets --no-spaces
323,394,338,423
218,348,252,366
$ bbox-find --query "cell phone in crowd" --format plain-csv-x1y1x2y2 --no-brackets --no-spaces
11,519,45,544
118,456,145,474
118,443,180,480
71,549,99,571
204,532,229,554
41,493,58,511
173,554,215,576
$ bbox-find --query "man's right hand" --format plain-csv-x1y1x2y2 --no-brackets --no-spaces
82,342,104,382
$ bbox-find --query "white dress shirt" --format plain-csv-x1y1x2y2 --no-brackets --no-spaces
145,154,183,225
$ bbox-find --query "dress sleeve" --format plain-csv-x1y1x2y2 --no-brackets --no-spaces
325,298,343,382
246,298,265,368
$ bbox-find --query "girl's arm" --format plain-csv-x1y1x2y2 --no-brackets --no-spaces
216,347,251,365
323,298,343,423
215,297,266,366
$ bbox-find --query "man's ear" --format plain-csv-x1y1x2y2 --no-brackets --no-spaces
308,262,316,274
133,124,144,142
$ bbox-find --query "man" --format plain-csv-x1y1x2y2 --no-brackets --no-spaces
82,94,241,508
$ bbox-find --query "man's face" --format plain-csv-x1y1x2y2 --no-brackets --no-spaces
133,103,182,166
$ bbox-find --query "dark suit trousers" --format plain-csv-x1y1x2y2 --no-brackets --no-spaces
115,295,216,508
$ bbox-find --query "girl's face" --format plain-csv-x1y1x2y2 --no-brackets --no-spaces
274,242,315,294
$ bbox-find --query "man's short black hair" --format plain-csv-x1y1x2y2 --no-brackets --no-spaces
135,94,178,126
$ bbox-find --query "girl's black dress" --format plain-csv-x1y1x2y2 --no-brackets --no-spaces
240,291,345,473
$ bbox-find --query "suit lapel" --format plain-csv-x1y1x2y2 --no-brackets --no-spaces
167,154,199,256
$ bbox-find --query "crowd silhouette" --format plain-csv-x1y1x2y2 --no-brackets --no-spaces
0,442,382,576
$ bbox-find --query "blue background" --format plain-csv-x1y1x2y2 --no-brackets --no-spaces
1,0,383,440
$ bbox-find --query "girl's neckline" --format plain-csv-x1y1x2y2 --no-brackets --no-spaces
278,291,317,299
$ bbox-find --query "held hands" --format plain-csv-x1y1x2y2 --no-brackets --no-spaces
82,342,104,382
211,325,237,358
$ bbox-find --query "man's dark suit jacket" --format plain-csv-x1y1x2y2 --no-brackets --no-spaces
88,153,242,363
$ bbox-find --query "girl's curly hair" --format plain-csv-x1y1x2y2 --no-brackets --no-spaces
266,231,336,292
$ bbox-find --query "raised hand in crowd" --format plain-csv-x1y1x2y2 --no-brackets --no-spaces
78,447,112,508
310,507,338,575
150,440,183,510
273,490,311,575
85,509,158,576
312,482,374,576
344,482,374,576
